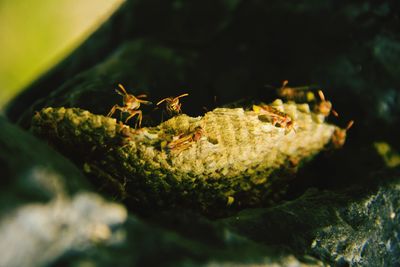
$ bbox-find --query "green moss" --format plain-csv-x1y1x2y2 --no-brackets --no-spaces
31,100,341,214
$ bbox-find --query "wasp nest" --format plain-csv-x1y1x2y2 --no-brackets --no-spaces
31,100,343,214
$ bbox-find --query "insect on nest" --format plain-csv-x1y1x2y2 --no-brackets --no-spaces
253,104,296,133
314,90,339,117
332,120,354,148
277,80,316,102
277,80,338,118
167,126,205,154
157,93,189,116
107,84,152,128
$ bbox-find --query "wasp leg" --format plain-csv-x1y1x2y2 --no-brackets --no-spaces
136,111,143,129
107,104,123,117
125,110,142,128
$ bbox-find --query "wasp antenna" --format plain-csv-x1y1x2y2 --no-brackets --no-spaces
318,90,326,101
332,109,339,117
176,93,189,100
156,98,168,106
346,120,354,130
139,99,152,105
282,80,289,87
118,84,128,95
115,89,124,96
136,94,148,98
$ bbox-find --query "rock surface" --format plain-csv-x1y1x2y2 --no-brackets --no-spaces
220,172,400,266
0,117,127,267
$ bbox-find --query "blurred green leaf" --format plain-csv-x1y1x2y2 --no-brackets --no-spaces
0,0,124,109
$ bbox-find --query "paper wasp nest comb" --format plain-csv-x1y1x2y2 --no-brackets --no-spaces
31,100,342,214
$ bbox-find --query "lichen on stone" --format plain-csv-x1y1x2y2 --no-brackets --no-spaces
31,100,343,214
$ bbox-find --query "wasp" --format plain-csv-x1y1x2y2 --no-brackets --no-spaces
167,126,204,154
332,120,354,148
314,90,339,117
277,80,316,102
156,93,189,116
253,104,295,132
277,81,338,118
107,84,152,128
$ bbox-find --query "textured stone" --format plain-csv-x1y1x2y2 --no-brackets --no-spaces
220,173,400,266
0,117,127,267
0,193,127,267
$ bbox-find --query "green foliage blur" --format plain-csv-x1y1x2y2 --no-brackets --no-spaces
0,0,123,109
